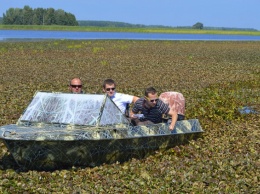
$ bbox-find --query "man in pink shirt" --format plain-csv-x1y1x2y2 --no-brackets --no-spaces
159,91,185,122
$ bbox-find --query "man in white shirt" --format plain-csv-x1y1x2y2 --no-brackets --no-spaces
102,79,139,115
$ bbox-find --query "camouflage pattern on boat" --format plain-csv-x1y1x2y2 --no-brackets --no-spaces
0,91,203,170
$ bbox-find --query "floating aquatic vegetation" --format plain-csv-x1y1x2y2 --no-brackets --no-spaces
0,40,259,193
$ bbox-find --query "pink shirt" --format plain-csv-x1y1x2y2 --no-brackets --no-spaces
159,92,185,116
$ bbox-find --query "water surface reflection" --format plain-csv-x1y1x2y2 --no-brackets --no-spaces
1,30,260,41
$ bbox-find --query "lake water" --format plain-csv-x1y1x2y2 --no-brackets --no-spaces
1,30,260,41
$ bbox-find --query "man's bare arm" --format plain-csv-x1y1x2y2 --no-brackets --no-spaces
168,109,178,130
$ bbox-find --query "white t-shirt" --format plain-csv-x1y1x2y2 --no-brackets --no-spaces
110,92,134,113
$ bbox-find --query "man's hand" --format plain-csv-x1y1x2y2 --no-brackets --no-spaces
169,124,175,131
130,114,137,119
130,111,139,119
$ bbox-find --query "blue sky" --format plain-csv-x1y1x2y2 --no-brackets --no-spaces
0,0,259,30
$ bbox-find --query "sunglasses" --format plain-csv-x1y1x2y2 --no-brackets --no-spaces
150,99,159,103
145,96,159,103
106,87,115,91
71,85,82,88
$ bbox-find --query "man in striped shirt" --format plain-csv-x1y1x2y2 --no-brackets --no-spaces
130,87,178,131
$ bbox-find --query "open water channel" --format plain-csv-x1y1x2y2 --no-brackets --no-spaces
1,29,260,41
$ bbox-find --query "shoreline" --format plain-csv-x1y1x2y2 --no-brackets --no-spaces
1,25,260,36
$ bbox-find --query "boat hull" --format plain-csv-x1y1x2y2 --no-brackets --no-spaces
1,119,203,170
3,130,202,170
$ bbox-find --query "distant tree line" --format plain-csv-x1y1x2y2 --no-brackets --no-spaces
0,12,258,31
78,21,258,31
204,27,258,31
77,20,147,28
176,25,258,31
78,20,180,28
2,6,78,26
